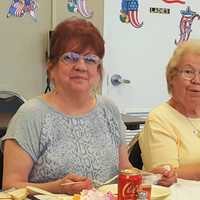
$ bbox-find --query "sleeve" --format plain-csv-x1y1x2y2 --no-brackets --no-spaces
101,96,127,144
139,113,179,170
2,101,43,161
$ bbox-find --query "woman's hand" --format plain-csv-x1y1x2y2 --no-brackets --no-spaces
150,165,177,187
59,173,93,194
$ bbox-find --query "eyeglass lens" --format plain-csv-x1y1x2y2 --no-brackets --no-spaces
62,52,100,65
179,66,200,80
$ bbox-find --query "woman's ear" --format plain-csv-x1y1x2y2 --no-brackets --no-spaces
96,65,103,94
47,61,56,83
97,64,103,82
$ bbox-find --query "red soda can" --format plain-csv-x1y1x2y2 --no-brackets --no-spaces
118,169,142,200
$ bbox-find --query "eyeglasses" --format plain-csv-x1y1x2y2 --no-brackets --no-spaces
60,52,101,67
176,66,200,80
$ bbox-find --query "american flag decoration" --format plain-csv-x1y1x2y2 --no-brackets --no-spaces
162,0,185,4
67,0,93,18
175,6,200,45
120,0,143,28
7,0,38,21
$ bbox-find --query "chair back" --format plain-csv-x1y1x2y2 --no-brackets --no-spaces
0,91,25,137
128,134,143,169
0,90,25,189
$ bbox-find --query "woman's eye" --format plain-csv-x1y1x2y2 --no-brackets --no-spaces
64,54,79,62
84,57,96,64
64,55,71,61
185,70,194,74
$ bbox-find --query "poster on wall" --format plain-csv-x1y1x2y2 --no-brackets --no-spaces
103,0,200,113
7,0,38,21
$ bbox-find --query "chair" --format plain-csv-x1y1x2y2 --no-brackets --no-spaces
128,134,143,170
0,90,25,189
0,91,25,135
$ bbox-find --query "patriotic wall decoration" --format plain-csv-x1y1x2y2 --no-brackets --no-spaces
120,0,143,28
175,6,200,45
162,0,185,4
7,0,38,21
67,0,93,18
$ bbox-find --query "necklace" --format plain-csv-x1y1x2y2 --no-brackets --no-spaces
168,98,200,137
186,117,200,137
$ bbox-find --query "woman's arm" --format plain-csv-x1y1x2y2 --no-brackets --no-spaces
3,140,92,194
140,119,200,181
119,144,136,170
176,164,200,180
139,119,179,170
119,143,177,186
3,139,33,190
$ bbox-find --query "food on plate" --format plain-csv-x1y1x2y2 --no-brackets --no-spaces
8,188,28,200
0,188,28,200
73,194,80,200
0,192,12,200
73,189,117,200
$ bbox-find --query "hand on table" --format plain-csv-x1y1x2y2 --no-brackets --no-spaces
150,164,177,187
59,173,92,194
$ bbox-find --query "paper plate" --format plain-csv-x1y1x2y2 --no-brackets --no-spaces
34,194,72,200
151,185,171,200
98,184,118,194
98,184,170,199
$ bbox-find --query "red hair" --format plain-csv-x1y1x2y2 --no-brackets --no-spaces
49,17,105,64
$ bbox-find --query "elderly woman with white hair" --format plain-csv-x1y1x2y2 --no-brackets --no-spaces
139,39,200,181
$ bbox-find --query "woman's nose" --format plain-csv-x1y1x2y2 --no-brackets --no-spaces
74,58,87,71
191,71,200,83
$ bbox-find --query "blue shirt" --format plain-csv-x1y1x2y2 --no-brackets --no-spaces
3,96,126,183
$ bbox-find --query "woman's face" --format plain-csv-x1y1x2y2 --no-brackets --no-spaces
170,53,200,106
49,49,101,94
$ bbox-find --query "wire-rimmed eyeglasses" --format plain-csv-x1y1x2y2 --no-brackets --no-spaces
176,66,200,81
60,52,101,67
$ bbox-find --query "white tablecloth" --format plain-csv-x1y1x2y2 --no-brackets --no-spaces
166,179,200,200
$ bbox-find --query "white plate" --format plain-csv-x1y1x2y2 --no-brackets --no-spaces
98,184,118,195
27,186,72,200
34,194,72,200
98,184,170,199
151,185,171,200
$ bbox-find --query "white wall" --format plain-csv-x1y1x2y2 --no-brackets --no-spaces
103,1,200,113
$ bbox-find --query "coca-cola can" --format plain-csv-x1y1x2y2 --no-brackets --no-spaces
118,169,142,200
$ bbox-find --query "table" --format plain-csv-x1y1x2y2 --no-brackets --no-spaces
166,178,200,200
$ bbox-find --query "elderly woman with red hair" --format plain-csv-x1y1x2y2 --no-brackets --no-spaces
2,17,132,194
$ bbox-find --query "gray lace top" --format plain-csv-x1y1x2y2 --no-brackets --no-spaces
3,96,126,183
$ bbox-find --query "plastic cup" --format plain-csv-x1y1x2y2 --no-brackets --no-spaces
139,173,161,200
